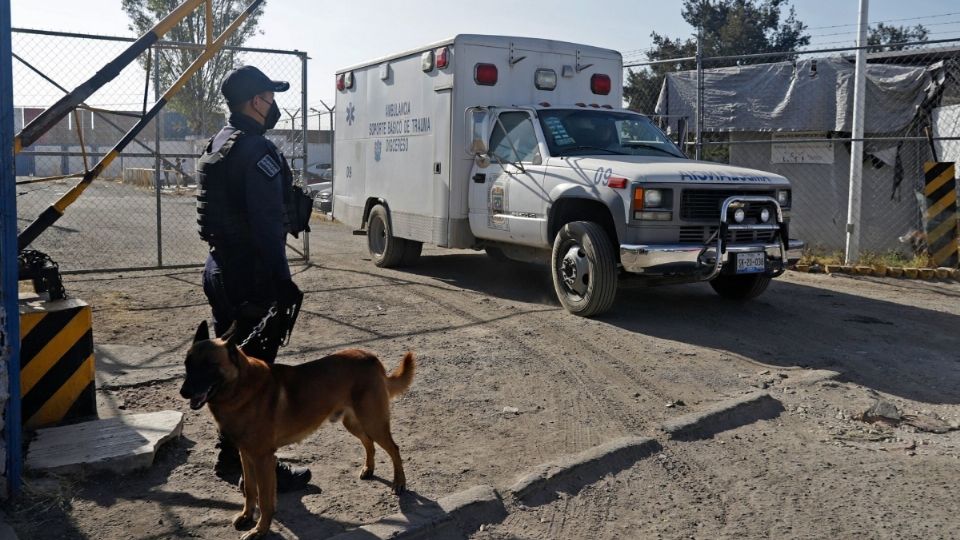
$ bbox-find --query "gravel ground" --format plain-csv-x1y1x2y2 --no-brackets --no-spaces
6,217,959,539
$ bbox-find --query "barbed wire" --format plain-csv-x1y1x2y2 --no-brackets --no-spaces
805,10,960,31
622,14,960,63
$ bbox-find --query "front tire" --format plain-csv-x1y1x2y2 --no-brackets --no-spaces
367,204,407,268
709,274,771,300
551,221,618,317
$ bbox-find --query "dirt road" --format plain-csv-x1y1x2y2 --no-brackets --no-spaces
7,218,959,539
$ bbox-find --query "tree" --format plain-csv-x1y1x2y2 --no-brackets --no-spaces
625,0,810,114
867,23,929,52
122,0,266,136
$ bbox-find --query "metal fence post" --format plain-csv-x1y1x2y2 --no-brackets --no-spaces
0,0,23,497
329,105,334,215
301,53,309,261
695,27,703,161
153,47,164,267
315,98,334,215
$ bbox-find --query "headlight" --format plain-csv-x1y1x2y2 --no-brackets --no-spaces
733,208,746,223
776,189,791,208
760,208,771,223
633,187,673,221
644,189,663,208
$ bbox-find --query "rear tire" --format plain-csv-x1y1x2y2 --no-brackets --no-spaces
367,205,406,268
709,274,771,300
551,221,618,317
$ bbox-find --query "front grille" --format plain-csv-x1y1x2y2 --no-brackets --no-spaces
679,226,706,243
680,189,776,220
678,226,778,244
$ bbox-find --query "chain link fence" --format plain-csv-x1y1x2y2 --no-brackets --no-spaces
12,28,309,272
625,39,960,265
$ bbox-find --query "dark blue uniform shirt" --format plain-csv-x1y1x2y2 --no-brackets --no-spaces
208,113,291,282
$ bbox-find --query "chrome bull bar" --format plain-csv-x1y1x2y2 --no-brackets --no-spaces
620,196,804,279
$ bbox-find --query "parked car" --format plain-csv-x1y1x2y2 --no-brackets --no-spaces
304,163,332,182
315,185,332,213
307,181,332,213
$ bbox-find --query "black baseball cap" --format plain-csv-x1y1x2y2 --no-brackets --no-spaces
221,66,289,105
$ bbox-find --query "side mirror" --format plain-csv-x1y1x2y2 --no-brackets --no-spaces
468,108,490,156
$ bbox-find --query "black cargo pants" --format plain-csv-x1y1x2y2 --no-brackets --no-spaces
201,248,284,363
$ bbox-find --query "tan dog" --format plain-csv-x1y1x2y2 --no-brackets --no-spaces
180,321,415,539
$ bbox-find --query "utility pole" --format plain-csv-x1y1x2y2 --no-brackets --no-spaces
845,0,869,264
154,49,163,267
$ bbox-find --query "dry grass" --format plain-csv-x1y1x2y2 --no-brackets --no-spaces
799,247,935,269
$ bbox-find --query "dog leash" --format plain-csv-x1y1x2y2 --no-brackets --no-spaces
238,303,278,349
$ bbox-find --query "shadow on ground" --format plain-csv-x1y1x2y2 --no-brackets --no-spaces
402,252,960,405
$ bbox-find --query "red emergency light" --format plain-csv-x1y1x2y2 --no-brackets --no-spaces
436,47,450,69
474,63,498,86
590,74,611,95
336,72,354,92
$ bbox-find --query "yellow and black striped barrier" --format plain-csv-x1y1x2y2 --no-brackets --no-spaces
923,162,959,268
19,298,96,429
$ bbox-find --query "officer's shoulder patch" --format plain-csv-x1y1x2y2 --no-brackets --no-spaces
256,153,281,178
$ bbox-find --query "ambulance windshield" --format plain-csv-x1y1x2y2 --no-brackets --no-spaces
538,109,685,159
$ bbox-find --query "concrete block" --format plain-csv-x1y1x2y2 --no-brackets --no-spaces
661,392,784,441
26,410,183,474
438,485,506,534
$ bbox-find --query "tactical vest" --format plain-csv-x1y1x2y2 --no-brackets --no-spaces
198,129,309,247
196,130,253,250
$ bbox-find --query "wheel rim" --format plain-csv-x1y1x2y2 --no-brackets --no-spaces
369,216,387,256
558,244,590,297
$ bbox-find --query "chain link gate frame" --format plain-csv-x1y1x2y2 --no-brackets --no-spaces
12,28,310,273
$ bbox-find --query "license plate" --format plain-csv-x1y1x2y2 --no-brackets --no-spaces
736,251,766,274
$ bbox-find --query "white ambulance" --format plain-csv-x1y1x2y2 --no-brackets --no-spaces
333,35,803,316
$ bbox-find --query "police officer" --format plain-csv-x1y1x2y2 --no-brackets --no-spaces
196,65,309,492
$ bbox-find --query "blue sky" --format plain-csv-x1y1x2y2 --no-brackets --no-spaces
11,0,960,126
